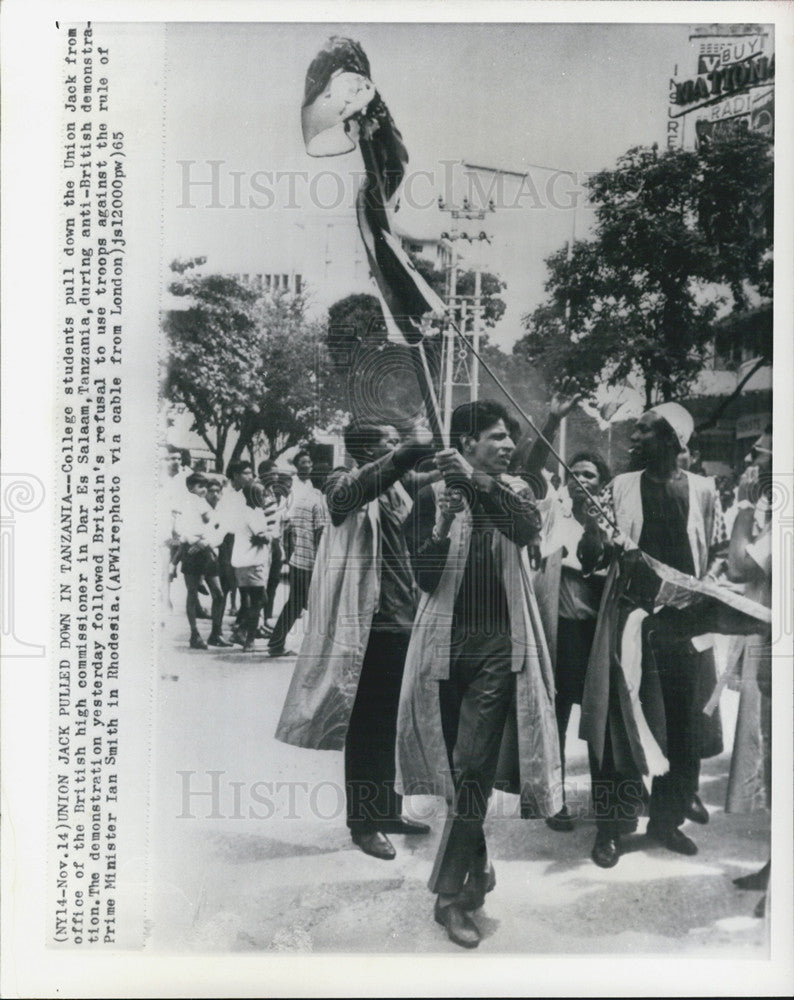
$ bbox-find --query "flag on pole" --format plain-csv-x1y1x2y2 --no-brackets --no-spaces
301,37,445,346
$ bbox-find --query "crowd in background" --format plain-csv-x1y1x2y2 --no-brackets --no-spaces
160,446,326,655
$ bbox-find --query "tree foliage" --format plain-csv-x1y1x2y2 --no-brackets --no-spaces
326,292,441,426
515,131,773,407
324,253,507,426
163,258,344,469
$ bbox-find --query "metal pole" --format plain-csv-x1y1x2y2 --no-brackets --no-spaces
558,203,577,479
472,266,481,403
443,245,458,440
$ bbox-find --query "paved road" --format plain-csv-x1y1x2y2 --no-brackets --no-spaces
146,602,769,957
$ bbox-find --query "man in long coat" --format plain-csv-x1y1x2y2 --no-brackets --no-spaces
579,402,726,868
396,400,562,949
276,420,436,861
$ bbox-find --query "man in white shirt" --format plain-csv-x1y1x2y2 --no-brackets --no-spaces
175,473,229,649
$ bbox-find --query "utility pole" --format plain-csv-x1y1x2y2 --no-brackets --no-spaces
438,194,493,429
462,161,582,476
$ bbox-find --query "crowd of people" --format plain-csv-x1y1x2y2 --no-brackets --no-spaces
161,448,326,654
161,394,773,950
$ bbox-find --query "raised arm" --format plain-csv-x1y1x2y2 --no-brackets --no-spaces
325,440,435,527
509,380,581,495
435,447,541,548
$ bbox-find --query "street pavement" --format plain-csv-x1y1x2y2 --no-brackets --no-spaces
147,592,769,957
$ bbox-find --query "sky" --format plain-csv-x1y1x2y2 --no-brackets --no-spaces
161,20,700,347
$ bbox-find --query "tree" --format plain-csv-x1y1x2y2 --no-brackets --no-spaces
326,291,442,427
325,254,507,426
515,132,773,407
164,259,262,469
163,259,344,470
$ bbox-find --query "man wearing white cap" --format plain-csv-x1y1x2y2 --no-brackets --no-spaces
579,402,726,868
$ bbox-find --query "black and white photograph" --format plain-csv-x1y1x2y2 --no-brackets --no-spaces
1,2,793,997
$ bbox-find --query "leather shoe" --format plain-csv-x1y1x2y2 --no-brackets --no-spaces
434,899,480,949
189,634,208,650
646,823,698,856
457,862,496,911
591,830,621,868
207,634,233,647
545,806,574,832
351,830,396,861
685,794,709,825
734,860,770,891
378,817,430,836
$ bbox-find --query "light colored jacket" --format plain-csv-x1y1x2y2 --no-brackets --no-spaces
395,478,563,816
275,476,411,750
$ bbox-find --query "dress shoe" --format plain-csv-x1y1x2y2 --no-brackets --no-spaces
457,863,496,911
734,860,770,891
378,817,431,836
591,830,621,868
242,638,256,652
685,793,709,825
189,634,208,650
207,634,233,647
351,830,396,861
229,628,245,646
646,822,698,856
434,899,481,949
545,806,574,832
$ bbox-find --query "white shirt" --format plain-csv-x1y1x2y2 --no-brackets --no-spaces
231,504,271,569
175,492,214,545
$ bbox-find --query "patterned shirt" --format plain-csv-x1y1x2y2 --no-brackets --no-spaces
287,485,327,570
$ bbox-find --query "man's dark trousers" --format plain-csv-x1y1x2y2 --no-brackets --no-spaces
346,629,412,832
429,629,514,896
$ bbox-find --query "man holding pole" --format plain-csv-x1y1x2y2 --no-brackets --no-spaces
397,400,561,949
276,420,438,860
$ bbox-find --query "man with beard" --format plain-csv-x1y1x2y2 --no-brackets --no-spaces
579,403,726,868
